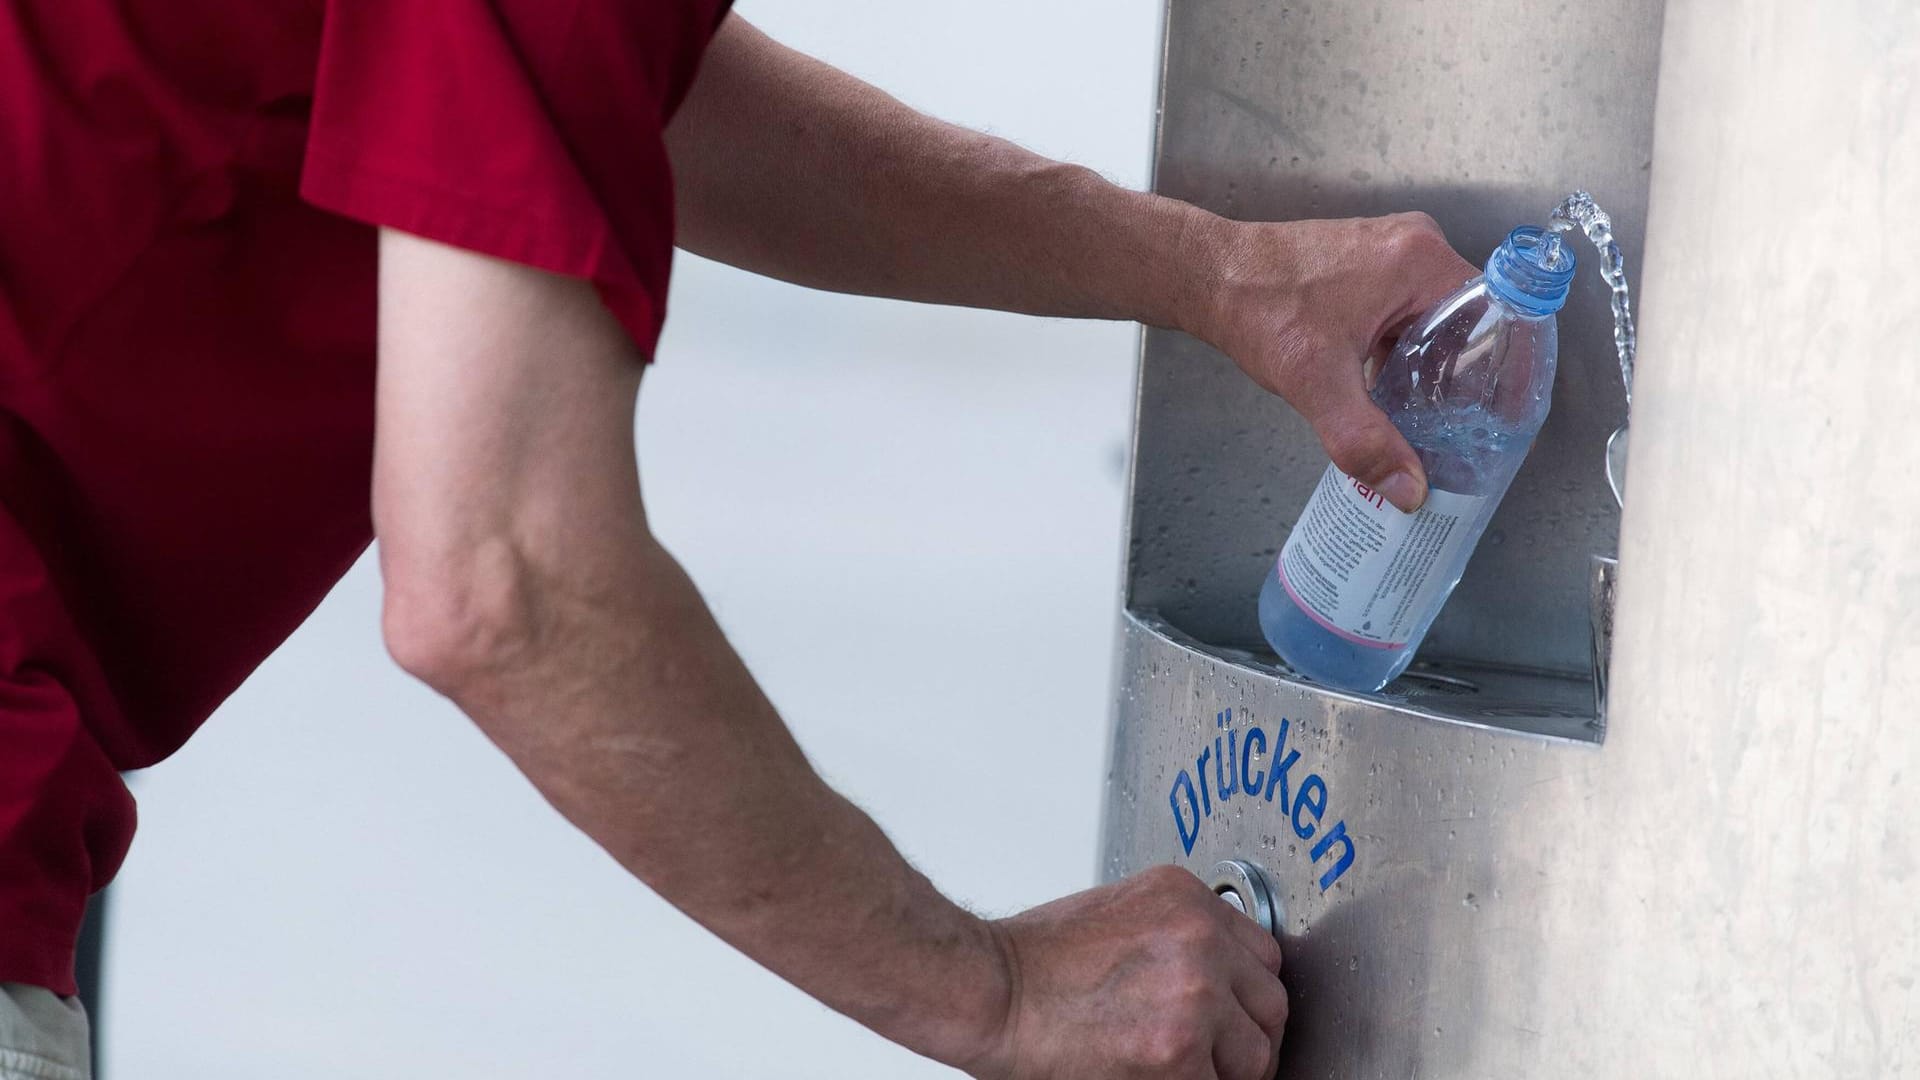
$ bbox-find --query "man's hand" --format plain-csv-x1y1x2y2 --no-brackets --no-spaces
968,867,1288,1080
1189,212,1480,513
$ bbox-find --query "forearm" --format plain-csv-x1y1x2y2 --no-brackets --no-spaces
374,233,1008,1070
666,16,1224,331
441,537,1007,1066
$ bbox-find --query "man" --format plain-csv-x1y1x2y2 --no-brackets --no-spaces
0,3,1472,1077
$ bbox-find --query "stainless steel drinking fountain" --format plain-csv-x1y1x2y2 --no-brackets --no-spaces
1098,0,1920,1074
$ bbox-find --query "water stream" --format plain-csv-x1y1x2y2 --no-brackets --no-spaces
1545,191,1636,407
1544,191,1635,505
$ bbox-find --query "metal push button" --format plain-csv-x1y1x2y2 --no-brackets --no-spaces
1208,859,1284,937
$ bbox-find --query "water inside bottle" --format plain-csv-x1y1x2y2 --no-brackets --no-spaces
1394,404,1529,497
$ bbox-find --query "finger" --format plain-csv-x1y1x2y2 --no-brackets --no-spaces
1229,951,1291,1036
1396,252,1477,325
1213,1012,1279,1080
1376,304,1430,354
1363,337,1392,390
1301,378,1428,512
1384,213,1479,325
1214,901,1283,975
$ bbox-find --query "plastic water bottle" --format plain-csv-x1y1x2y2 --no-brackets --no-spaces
1258,225,1574,692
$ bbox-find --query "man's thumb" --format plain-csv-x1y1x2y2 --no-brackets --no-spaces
1310,403,1428,513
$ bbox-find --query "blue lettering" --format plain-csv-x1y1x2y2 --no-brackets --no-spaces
1214,732,1238,802
1263,719,1296,806
1266,747,1300,809
1239,727,1267,798
1170,771,1202,855
1162,713,1359,889
1311,819,1355,890
1292,774,1327,840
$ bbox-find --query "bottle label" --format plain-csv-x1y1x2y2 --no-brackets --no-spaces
1277,466,1489,649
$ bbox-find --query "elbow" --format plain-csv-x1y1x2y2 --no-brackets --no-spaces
380,535,540,702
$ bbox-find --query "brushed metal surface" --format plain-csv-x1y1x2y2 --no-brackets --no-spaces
1105,0,1919,1074
1101,613,1598,1077
1127,0,1664,675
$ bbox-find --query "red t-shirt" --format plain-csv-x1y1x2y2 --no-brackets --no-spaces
0,0,730,994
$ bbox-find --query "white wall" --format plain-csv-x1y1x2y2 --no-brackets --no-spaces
101,2,1161,1076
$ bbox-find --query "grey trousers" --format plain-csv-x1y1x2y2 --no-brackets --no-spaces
0,986,89,1080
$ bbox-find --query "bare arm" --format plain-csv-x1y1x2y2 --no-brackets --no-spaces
667,18,1208,329
667,17,1479,512
373,230,1287,1079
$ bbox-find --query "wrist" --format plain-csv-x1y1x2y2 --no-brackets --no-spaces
1066,168,1239,338
922,913,1020,1077
1166,205,1252,347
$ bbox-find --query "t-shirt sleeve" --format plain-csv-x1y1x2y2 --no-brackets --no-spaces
299,0,685,356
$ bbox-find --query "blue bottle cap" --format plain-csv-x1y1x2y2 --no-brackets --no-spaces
1485,226,1576,316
